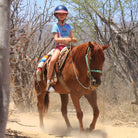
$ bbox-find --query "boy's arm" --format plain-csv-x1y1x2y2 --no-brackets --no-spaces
53,32,77,44
69,30,77,43
69,30,73,38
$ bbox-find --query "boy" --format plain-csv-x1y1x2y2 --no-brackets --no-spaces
46,5,77,92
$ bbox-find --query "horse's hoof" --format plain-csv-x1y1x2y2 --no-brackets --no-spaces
85,128,90,132
67,126,73,131
40,125,44,130
80,128,85,132
85,128,94,132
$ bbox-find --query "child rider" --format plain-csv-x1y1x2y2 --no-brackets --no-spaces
46,5,77,92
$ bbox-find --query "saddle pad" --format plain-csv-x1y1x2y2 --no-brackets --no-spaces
57,47,70,70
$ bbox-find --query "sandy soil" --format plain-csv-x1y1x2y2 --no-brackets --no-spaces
6,102,138,138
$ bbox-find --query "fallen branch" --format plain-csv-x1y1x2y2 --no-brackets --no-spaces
114,120,136,126
8,120,36,127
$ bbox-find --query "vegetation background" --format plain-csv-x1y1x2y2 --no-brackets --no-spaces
9,0,138,128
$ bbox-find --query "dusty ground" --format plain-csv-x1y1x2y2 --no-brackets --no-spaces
6,101,138,138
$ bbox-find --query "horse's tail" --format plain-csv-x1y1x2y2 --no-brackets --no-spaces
43,92,49,114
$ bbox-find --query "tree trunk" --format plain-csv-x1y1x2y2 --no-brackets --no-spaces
0,0,10,137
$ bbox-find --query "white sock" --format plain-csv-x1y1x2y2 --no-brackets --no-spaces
47,80,50,84
47,80,55,92
48,86,55,92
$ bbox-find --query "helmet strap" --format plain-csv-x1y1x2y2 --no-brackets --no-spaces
61,20,65,24
57,18,66,25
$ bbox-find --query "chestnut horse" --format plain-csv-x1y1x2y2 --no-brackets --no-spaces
34,42,110,131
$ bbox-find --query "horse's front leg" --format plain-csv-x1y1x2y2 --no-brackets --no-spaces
70,94,84,131
60,94,72,129
85,90,99,131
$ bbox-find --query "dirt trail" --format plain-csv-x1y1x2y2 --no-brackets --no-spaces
6,106,138,138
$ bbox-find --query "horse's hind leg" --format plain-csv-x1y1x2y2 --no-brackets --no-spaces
70,94,84,131
35,81,46,128
85,90,99,131
37,92,45,128
60,94,72,129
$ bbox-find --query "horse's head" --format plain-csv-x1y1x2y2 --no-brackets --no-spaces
87,42,110,88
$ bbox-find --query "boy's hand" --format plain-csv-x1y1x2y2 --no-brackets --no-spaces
71,38,77,43
63,37,77,44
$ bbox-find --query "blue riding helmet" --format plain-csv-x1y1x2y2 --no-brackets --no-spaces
54,5,68,16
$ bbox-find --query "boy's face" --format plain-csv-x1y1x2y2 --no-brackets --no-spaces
56,13,67,21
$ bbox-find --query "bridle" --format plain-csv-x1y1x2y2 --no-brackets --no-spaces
71,46,102,90
85,47,102,78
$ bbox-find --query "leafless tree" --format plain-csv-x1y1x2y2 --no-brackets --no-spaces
62,0,138,104
10,0,54,110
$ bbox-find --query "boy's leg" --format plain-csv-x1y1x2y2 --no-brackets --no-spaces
46,49,60,92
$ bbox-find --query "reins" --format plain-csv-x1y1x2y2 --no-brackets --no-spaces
70,44,90,89
71,57,91,90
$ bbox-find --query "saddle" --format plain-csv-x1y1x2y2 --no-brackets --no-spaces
44,47,70,84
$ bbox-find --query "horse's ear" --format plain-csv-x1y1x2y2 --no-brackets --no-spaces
88,41,94,51
102,44,110,50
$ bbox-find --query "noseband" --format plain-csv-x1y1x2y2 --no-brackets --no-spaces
85,47,102,78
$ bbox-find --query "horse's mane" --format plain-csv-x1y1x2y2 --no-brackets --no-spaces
71,42,89,61
68,42,90,76
72,42,102,57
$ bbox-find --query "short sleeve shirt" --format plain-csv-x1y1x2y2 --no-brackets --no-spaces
51,23,73,38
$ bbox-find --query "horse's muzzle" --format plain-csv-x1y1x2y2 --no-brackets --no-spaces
90,78,101,88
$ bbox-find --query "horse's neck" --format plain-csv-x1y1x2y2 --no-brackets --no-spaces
73,44,88,59
71,45,88,72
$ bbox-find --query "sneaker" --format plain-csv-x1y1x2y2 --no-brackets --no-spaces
46,82,55,93
48,85,55,92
